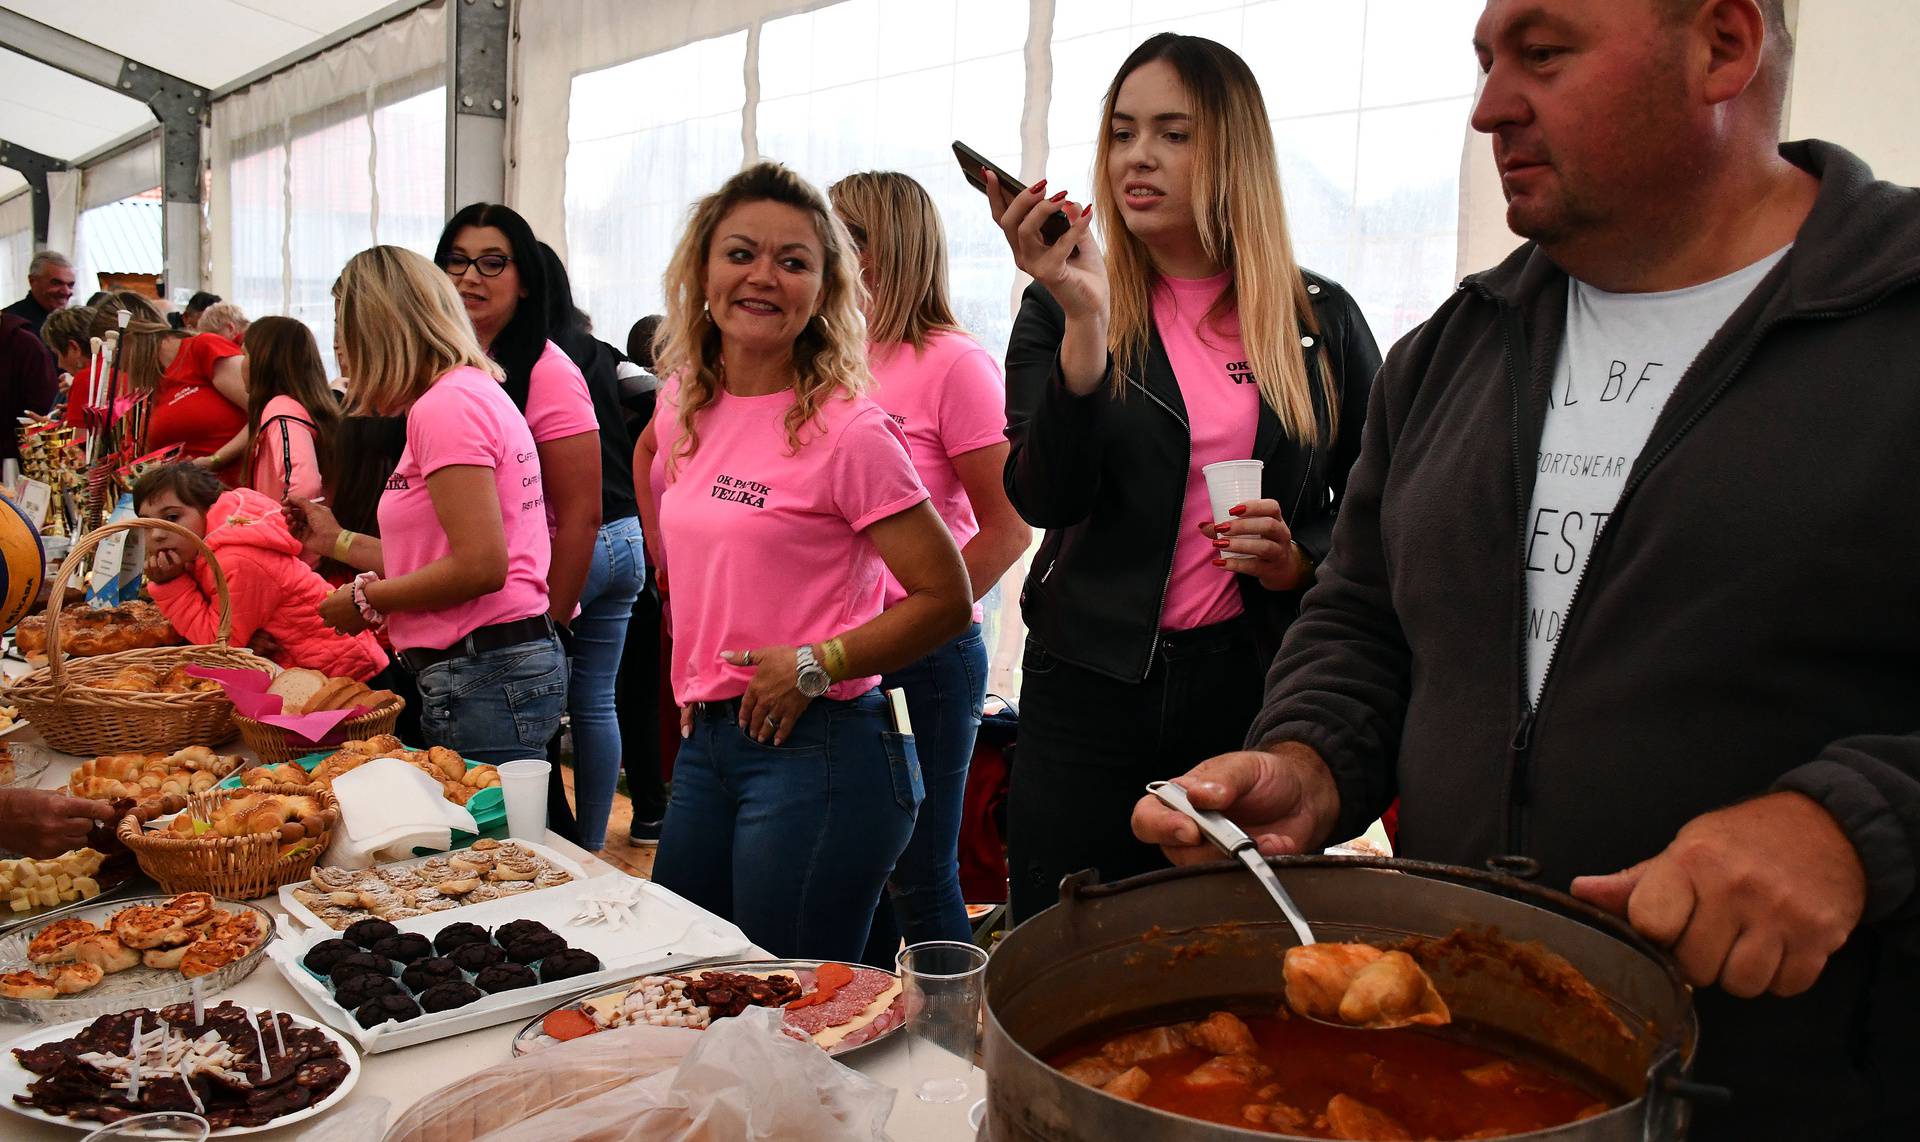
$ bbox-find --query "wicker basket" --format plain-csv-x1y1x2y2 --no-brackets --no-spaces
234,696,407,766
5,518,273,755
116,781,338,898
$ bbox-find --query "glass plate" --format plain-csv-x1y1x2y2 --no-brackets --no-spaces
0,895,275,1024
511,957,907,1058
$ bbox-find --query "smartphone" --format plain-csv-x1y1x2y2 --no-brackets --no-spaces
953,140,1073,246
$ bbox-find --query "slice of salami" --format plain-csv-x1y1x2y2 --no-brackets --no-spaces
784,969,895,1036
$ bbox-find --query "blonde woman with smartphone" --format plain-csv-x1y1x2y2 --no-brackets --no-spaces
979,34,1383,922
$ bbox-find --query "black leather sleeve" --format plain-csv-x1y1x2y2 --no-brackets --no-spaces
1002,283,1110,530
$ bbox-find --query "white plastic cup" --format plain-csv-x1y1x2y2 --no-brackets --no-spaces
1202,459,1264,559
897,940,989,1103
496,759,552,840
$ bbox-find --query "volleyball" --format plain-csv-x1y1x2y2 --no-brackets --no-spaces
0,493,46,633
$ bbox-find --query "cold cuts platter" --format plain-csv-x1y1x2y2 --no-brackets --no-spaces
513,958,907,1058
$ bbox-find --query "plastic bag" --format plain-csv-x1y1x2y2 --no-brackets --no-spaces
386,1007,895,1142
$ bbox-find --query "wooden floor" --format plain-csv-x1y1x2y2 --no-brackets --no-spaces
559,763,657,880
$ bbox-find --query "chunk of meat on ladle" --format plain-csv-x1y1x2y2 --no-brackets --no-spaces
1283,945,1451,1029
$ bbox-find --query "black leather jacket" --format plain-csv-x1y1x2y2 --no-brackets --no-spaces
1004,272,1381,681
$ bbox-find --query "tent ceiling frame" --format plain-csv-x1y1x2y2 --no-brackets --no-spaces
0,138,67,244
0,7,206,288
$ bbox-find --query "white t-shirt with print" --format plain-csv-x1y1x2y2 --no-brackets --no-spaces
1524,247,1789,701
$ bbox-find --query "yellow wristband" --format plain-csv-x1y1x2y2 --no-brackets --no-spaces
820,637,849,682
333,530,357,563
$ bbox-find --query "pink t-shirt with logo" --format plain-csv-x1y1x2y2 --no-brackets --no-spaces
654,379,929,704
866,330,1007,623
1154,271,1261,631
378,367,553,651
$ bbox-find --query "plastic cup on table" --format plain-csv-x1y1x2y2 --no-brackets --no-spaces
1202,459,1264,559
496,759,552,840
896,940,990,1104
81,1112,212,1141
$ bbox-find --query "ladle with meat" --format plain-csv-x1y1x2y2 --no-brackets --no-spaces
1144,782,1450,1031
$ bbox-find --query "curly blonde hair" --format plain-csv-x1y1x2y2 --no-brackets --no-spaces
655,162,871,472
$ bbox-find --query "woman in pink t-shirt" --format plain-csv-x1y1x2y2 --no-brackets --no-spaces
305,246,566,768
829,171,1031,958
633,162,970,963
976,34,1384,922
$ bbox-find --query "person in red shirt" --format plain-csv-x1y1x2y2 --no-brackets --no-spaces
122,319,250,485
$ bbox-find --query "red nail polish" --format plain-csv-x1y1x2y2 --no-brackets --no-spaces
1030,179,1047,196
1212,558,1227,567
1229,505,1247,516
1213,538,1231,549
1049,190,1069,203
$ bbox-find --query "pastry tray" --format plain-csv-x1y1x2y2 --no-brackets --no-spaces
0,895,275,1024
267,876,755,1052
276,839,591,931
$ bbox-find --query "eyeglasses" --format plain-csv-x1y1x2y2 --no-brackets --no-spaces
443,253,513,278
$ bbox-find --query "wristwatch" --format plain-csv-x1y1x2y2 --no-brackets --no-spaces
794,645,832,698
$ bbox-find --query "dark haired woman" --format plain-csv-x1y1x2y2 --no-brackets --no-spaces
980,34,1381,922
243,315,339,506
434,204,603,633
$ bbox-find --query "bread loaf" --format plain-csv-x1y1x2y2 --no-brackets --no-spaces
268,668,329,714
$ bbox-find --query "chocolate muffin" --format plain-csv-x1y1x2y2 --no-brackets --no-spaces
493,919,555,947
301,939,359,975
327,951,393,983
418,980,486,1013
431,922,491,956
371,933,434,965
344,918,399,950
401,957,464,993
354,992,422,1027
448,942,505,973
537,948,602,984
473,961,537,993
333,972,405,1007
502,930,568,964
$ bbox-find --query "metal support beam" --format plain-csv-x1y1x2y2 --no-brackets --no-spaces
0,140,68,246
447,0,511,212
0,8,207,292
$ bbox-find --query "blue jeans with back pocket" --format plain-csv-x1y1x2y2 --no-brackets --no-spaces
414,635,570,767
652,688,922,964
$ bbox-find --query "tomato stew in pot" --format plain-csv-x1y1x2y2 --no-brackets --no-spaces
1051,1005,1617,1140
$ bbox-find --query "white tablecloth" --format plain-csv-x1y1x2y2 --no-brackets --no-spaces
0,730,985,1139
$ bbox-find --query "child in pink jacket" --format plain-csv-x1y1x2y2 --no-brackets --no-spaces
134,462,387,680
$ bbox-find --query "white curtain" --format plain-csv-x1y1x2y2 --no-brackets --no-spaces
209,1,447,374
520,0,1492,698
0,193,31,300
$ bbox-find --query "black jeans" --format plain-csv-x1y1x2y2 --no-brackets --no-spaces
617,579,667,823
1006,618,1264,924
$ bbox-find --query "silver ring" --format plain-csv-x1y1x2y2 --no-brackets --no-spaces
742,649,754,666
765,715,780,729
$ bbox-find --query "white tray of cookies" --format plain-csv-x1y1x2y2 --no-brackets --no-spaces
266,876,754,1052
277,839,590,932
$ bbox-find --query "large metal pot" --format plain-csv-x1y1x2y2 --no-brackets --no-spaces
984,857,1707,1142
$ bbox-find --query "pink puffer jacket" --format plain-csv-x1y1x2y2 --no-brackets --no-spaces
148,488,388,680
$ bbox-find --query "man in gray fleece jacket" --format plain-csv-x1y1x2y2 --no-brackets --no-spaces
1134,2,1917,1138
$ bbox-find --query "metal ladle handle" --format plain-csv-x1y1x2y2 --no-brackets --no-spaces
1146,781,1316,947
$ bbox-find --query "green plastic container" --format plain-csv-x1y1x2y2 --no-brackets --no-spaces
216,749,507,849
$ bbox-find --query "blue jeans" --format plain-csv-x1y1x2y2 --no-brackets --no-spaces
865,624,987,962
568,516,646,849
414,636,569,767
653,689,922,963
